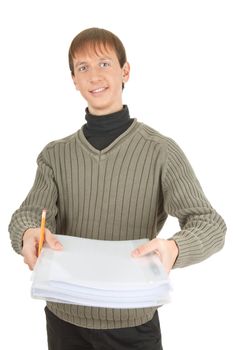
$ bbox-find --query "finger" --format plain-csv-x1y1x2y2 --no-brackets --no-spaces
22,244,38,270
45,230,63,250
131,239,160,257
24,255,37,270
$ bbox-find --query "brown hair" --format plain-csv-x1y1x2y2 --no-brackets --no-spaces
68,27,127,76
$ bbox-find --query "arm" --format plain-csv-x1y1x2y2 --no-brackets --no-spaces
8,148,62,268
132,138,226,271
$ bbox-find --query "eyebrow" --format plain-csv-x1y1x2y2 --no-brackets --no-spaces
75,57,113,68
75,61,87,67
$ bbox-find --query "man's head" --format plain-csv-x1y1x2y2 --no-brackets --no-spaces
68,27,127,76
68,28,130,115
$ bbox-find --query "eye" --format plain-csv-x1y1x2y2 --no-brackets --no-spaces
99,62,110,68
78,65,88,72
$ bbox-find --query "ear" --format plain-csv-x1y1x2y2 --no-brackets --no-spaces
122,62,130,83
71,73,80,91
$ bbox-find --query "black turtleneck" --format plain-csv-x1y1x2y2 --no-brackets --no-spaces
82,105,134,151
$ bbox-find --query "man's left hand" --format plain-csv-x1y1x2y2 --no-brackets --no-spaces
131,238,179,273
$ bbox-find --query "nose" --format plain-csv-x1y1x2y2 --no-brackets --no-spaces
88,66,103,83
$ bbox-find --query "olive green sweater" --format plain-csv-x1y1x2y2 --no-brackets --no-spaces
9,119,226,329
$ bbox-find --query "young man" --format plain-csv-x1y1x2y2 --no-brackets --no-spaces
9,28,226,350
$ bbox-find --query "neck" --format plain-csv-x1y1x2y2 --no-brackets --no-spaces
82,105,134,150
87,103,124,116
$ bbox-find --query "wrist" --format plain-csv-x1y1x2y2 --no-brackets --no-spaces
22,227,38,242
167,239,179,263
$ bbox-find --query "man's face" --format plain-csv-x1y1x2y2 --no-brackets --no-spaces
72,45,130,115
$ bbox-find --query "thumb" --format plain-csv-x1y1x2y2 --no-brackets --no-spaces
45,230,63,250
131,240,160,258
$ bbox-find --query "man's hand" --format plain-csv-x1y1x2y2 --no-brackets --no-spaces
132,238,179,273
22,228,63,270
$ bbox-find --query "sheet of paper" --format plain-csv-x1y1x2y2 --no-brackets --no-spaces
31,235,171,308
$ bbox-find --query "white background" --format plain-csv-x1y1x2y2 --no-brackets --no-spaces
0,0,232,349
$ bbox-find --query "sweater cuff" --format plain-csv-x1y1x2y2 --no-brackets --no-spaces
9,207,56,254
168,230,203,269
10,223,38,255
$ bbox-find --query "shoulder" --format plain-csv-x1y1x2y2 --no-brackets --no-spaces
36,129,81,165
46,131,79,149
41,130,80,154
139,122,175,148
138,122,189,163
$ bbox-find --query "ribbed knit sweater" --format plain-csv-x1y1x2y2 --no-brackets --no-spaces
9,112,226,329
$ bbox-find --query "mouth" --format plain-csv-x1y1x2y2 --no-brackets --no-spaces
89,87,108,95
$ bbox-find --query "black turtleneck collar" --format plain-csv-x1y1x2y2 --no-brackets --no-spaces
82,105,134,151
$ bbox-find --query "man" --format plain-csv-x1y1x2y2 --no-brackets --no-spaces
9,27,226,350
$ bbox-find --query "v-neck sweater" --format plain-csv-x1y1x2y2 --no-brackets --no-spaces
9,118,226,329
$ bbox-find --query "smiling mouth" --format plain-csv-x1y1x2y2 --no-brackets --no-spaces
89,87,108,95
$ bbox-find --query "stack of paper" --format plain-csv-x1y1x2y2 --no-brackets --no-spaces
31,235,171,308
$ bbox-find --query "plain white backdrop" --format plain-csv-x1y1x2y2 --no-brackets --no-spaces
0,1,232,349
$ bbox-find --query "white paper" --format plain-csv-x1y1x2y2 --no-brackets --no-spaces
31,235,171,308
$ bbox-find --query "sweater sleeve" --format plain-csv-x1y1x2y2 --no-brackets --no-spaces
8,148,58,254
162,138,226,268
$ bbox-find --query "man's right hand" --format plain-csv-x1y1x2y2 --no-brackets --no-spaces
22,228,63,270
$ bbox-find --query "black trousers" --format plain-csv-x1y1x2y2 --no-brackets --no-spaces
45,307,163,350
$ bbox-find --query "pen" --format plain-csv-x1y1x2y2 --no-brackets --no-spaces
38,209,47,256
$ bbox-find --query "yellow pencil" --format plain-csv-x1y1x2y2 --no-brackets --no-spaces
38,209,47,256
